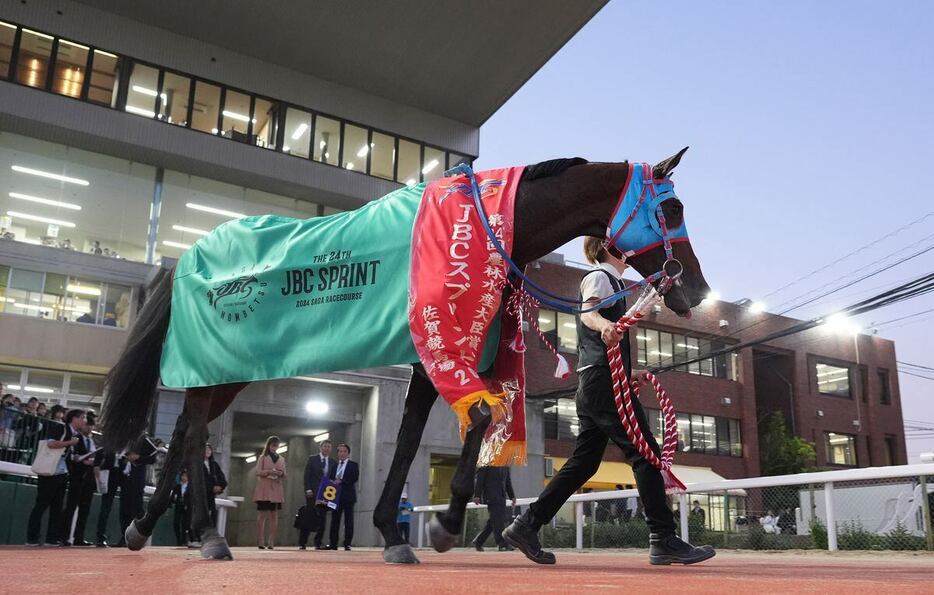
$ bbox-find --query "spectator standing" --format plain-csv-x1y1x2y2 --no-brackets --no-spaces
397,493,413,545
471,465,516,551
119,435,158,544
203,443,228,527
691,500,706,527
328,443,359,550
170,470,192,546
300,439,335,550
95,448,125,546
63,412,99,545
26,409,85,546
49,405,66,423
253,436,286,549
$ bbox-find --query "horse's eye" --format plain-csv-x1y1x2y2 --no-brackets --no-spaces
661,200,684,228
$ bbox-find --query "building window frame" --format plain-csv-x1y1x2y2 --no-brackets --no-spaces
813,359,852,399
825,431,857,467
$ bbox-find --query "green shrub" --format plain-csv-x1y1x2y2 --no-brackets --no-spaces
882,522,926,551
810,518,828,550
838,521,878,550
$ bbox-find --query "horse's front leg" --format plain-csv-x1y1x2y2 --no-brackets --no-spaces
184,387,233,560
374,365,437,565
124,410,189,550
429,404,491,553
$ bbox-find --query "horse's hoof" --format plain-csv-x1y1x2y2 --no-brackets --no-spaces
125,520,149,551
200,531,233,561
383,543,420,564
428,515,457,553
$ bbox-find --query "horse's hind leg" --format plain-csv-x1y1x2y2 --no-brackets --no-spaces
124,409,189,550
429,406,491,553
185,385,235,560
374,365,437,564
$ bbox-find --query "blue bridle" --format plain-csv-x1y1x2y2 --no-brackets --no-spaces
444,162,688,315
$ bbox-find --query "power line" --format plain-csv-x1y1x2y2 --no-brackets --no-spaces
897,359,934,372
761,211,934,300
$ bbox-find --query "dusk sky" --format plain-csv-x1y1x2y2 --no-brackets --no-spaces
475,0,934,460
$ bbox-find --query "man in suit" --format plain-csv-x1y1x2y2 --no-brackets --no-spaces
300,439,336,550
26,409,84,546
170,470,192,546
328,443,359,551
95,448,126,546
471,465,516,551
63,411,99,546
119,434,158,541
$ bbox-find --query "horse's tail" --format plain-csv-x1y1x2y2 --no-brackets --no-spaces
100,267,174,451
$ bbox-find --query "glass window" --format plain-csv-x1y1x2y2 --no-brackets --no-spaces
657,332,673,368
40,272,66,321
221,89,252,142
282,108,312,157
878,370,890,405
0,364,21,390
370,132,395,180
397,139,420,186
64,276,101,323
677,412,691,452
729,419,742,456
252,98,278,149
555,398,579,439
125,62,159,118
816,362,850,398
0,131,155,261
16,29,53,89
644,328,660,367
636,327,647,366
342,124,367,172
698,340,713,376
6,268,44,317
447,152,469,170
825,432,856,466
51,40,88,99
646,408,663,439
556,312,577,352
0,21,15,79
0,264,8,314
716,416,730,455
538,309,557,346
87,50,120,107
24,369,64,396
159,71,191,126
422,146,444,182
686,337,700,374
312,116,340,165
672,333,687,367
68,373,104,397
191,80,221,134
103,282,131,327
690,414,707,452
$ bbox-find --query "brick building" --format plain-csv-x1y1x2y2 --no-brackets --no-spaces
524,255,907,487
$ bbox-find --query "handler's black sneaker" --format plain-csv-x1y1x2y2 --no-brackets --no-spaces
502,517,555,565
648,533,716,565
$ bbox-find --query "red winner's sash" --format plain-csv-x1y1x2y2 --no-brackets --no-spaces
409,167,527,466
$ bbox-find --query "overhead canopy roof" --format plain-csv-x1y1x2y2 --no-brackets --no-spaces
71,0,607,126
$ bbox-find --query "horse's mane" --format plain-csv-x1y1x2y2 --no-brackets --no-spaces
521,157,588,181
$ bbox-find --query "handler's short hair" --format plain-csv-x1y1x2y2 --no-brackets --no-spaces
64,408,86,425
583,237,606,265
337,443,351,454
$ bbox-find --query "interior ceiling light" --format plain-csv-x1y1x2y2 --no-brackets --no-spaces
222,110,252,123
172,224,210,236
356,145,369,158
186,202,246,219
162,240,192,250
11,165,89,186
125,105,156,118
7,210,76,228
131,85,166,101
8,192,81,211
421,159,439,175
291,123,309,140
67,284,101,296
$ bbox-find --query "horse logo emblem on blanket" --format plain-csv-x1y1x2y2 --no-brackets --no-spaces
207,274,268,323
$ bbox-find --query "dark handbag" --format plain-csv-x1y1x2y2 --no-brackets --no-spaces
294,505,318,531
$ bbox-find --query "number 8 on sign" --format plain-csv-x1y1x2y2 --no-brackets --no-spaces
323,485,337,501
316,478,342,510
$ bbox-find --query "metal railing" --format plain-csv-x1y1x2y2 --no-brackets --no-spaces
413,463,934,552
0,408,64,468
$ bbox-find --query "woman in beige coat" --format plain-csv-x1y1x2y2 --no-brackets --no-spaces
253,435,286,549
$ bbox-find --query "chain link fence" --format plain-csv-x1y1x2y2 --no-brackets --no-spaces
415,465,934,552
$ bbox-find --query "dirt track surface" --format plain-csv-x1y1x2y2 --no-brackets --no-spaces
3,546,933,593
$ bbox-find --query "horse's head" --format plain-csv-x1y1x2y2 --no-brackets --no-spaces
606,148,710,317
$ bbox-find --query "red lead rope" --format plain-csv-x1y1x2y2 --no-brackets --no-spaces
608,312,686,492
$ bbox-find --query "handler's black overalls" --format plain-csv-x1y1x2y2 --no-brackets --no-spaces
526,269,677,536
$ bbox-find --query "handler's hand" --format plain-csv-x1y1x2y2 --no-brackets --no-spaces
472,497,481,505
630,368,650,385
600,321,624,348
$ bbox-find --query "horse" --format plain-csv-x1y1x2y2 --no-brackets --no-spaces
99,149,710,563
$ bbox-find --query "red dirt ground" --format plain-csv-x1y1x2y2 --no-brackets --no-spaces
2,546,933,594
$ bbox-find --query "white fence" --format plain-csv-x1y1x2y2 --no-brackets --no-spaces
412,463,934,551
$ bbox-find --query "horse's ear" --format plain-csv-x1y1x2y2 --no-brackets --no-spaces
652,146,689,179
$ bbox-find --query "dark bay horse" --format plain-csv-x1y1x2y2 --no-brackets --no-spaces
100,150,710,563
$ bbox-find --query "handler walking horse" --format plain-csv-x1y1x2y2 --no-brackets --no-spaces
100,149,710,563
